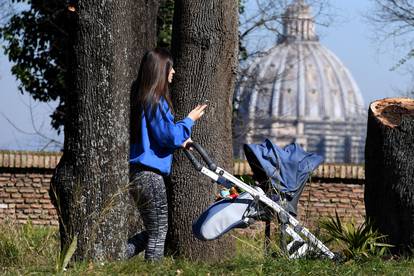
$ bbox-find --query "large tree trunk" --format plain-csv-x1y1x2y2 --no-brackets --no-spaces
166,0,238,261
50,0,159,261
365,97,414,254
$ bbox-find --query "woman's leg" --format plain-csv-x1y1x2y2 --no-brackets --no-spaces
129,170,168,261
127,231,148,257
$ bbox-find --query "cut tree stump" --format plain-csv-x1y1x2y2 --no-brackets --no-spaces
365,97,414,254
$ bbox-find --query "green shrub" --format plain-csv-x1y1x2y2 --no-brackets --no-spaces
320,212,393,260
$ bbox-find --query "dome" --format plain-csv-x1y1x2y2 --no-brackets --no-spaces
234,0,367,164
236,42,365,122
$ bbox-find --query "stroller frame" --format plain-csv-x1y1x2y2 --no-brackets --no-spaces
185,142,335,260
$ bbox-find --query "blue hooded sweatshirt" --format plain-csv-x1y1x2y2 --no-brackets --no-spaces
130,98,194,175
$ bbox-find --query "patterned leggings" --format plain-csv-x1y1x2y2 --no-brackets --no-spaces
127,170,168,261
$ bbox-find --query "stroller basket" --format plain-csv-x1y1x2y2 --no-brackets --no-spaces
186,140,335,260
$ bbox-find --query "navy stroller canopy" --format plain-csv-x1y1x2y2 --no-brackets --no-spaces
243,139,323,194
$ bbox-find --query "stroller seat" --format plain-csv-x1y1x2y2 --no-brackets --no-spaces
193,191,255,241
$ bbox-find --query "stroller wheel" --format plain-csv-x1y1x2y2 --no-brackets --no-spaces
288,241,305,255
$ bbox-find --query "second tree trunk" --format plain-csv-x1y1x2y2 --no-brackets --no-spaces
167,0,238,260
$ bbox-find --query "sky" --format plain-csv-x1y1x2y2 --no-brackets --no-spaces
320,0,413,103
0,0,413,151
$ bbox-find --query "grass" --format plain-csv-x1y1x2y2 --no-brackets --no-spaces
1,220,414,275
0,219,58,268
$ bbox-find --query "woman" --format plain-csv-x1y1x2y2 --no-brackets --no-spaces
128,48,207,261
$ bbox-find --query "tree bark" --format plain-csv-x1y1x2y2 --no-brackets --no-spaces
365,97,414,254
166,0,238,261
50,0,159,261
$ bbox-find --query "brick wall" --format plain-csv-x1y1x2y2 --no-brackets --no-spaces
0,151,59,225
299,182,365,225
0,151,365,226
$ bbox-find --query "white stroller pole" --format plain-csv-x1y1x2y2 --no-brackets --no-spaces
184,142,336,260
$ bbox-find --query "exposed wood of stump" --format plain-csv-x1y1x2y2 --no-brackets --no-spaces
365,98,414,254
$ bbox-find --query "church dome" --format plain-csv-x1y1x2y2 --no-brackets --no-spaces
237,42,365,122
234,0,367,163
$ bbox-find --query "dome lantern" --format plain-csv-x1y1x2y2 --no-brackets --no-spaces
279,0,318,43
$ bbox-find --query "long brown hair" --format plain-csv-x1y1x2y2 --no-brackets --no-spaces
130,48,174,144
133,48,174,115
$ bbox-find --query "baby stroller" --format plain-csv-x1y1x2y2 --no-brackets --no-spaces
185,139,336,259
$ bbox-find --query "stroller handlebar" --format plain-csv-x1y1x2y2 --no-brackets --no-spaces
184,142,217,172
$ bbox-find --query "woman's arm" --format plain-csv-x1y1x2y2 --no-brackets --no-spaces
146,102,194,149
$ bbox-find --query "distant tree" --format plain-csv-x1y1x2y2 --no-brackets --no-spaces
0,0,176,132
370,0,414,67
0,0,68,132
238,0,332,60
157,0,174,48
50,0,159,261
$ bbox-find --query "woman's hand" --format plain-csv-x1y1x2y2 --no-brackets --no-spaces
181,137,193,149
187,104,207,121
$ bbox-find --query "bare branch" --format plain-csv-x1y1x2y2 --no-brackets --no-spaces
367,0,414,61
0,97,63,150
240,0,333,58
